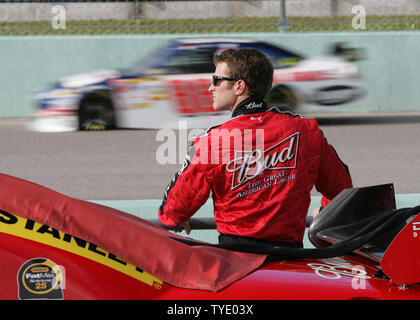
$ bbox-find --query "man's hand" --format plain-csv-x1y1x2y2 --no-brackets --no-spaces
312,207,322,219
173,221,191,235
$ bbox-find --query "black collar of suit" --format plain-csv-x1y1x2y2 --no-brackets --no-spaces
231,96,268,118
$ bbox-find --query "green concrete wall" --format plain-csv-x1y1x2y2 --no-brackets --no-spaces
1,31,420,117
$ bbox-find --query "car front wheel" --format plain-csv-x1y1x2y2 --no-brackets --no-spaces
78,95,115,131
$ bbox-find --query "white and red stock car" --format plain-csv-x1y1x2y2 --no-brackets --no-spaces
30,38,367,132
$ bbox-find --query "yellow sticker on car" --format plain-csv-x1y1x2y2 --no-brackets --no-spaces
0,210,162,289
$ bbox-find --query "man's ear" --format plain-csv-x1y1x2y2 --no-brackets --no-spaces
235,79,248,96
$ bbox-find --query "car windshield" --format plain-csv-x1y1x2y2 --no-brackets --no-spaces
126,43,179,75
125,43,217,75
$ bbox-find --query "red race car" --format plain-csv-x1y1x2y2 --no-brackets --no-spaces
0,173,419,302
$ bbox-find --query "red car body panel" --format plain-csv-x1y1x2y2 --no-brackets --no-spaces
1,173,420,300
2,222,420,300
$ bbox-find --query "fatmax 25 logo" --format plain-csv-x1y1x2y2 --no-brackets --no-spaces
18,258,63,300
226,132,299,189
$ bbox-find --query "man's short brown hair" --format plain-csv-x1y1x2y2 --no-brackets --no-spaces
214,48,273,99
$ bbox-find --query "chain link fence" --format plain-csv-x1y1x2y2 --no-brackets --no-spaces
1,0,420,35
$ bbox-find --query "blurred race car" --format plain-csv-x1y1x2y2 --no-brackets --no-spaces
29,38,367,132
1,174,420,300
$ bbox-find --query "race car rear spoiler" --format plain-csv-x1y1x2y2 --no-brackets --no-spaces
381,209,420,285
305,183,420,286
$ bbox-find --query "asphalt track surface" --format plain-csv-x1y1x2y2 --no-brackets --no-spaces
2,112,420,201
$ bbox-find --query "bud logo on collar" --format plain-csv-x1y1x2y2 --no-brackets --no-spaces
226,132,299,189
246,101,264,109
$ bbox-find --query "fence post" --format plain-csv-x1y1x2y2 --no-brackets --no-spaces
331,0,339,16
279,0,289,31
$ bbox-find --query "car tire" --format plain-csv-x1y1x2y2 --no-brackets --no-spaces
78,95,115,131
266,86,299,112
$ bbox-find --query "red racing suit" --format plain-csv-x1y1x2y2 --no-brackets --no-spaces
158,97,353,243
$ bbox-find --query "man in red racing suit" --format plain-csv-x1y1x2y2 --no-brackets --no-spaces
158,48,352,247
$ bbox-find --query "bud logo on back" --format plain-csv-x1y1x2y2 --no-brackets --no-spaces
226,132,299,189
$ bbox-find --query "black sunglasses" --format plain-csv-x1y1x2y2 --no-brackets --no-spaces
212,75,238,86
